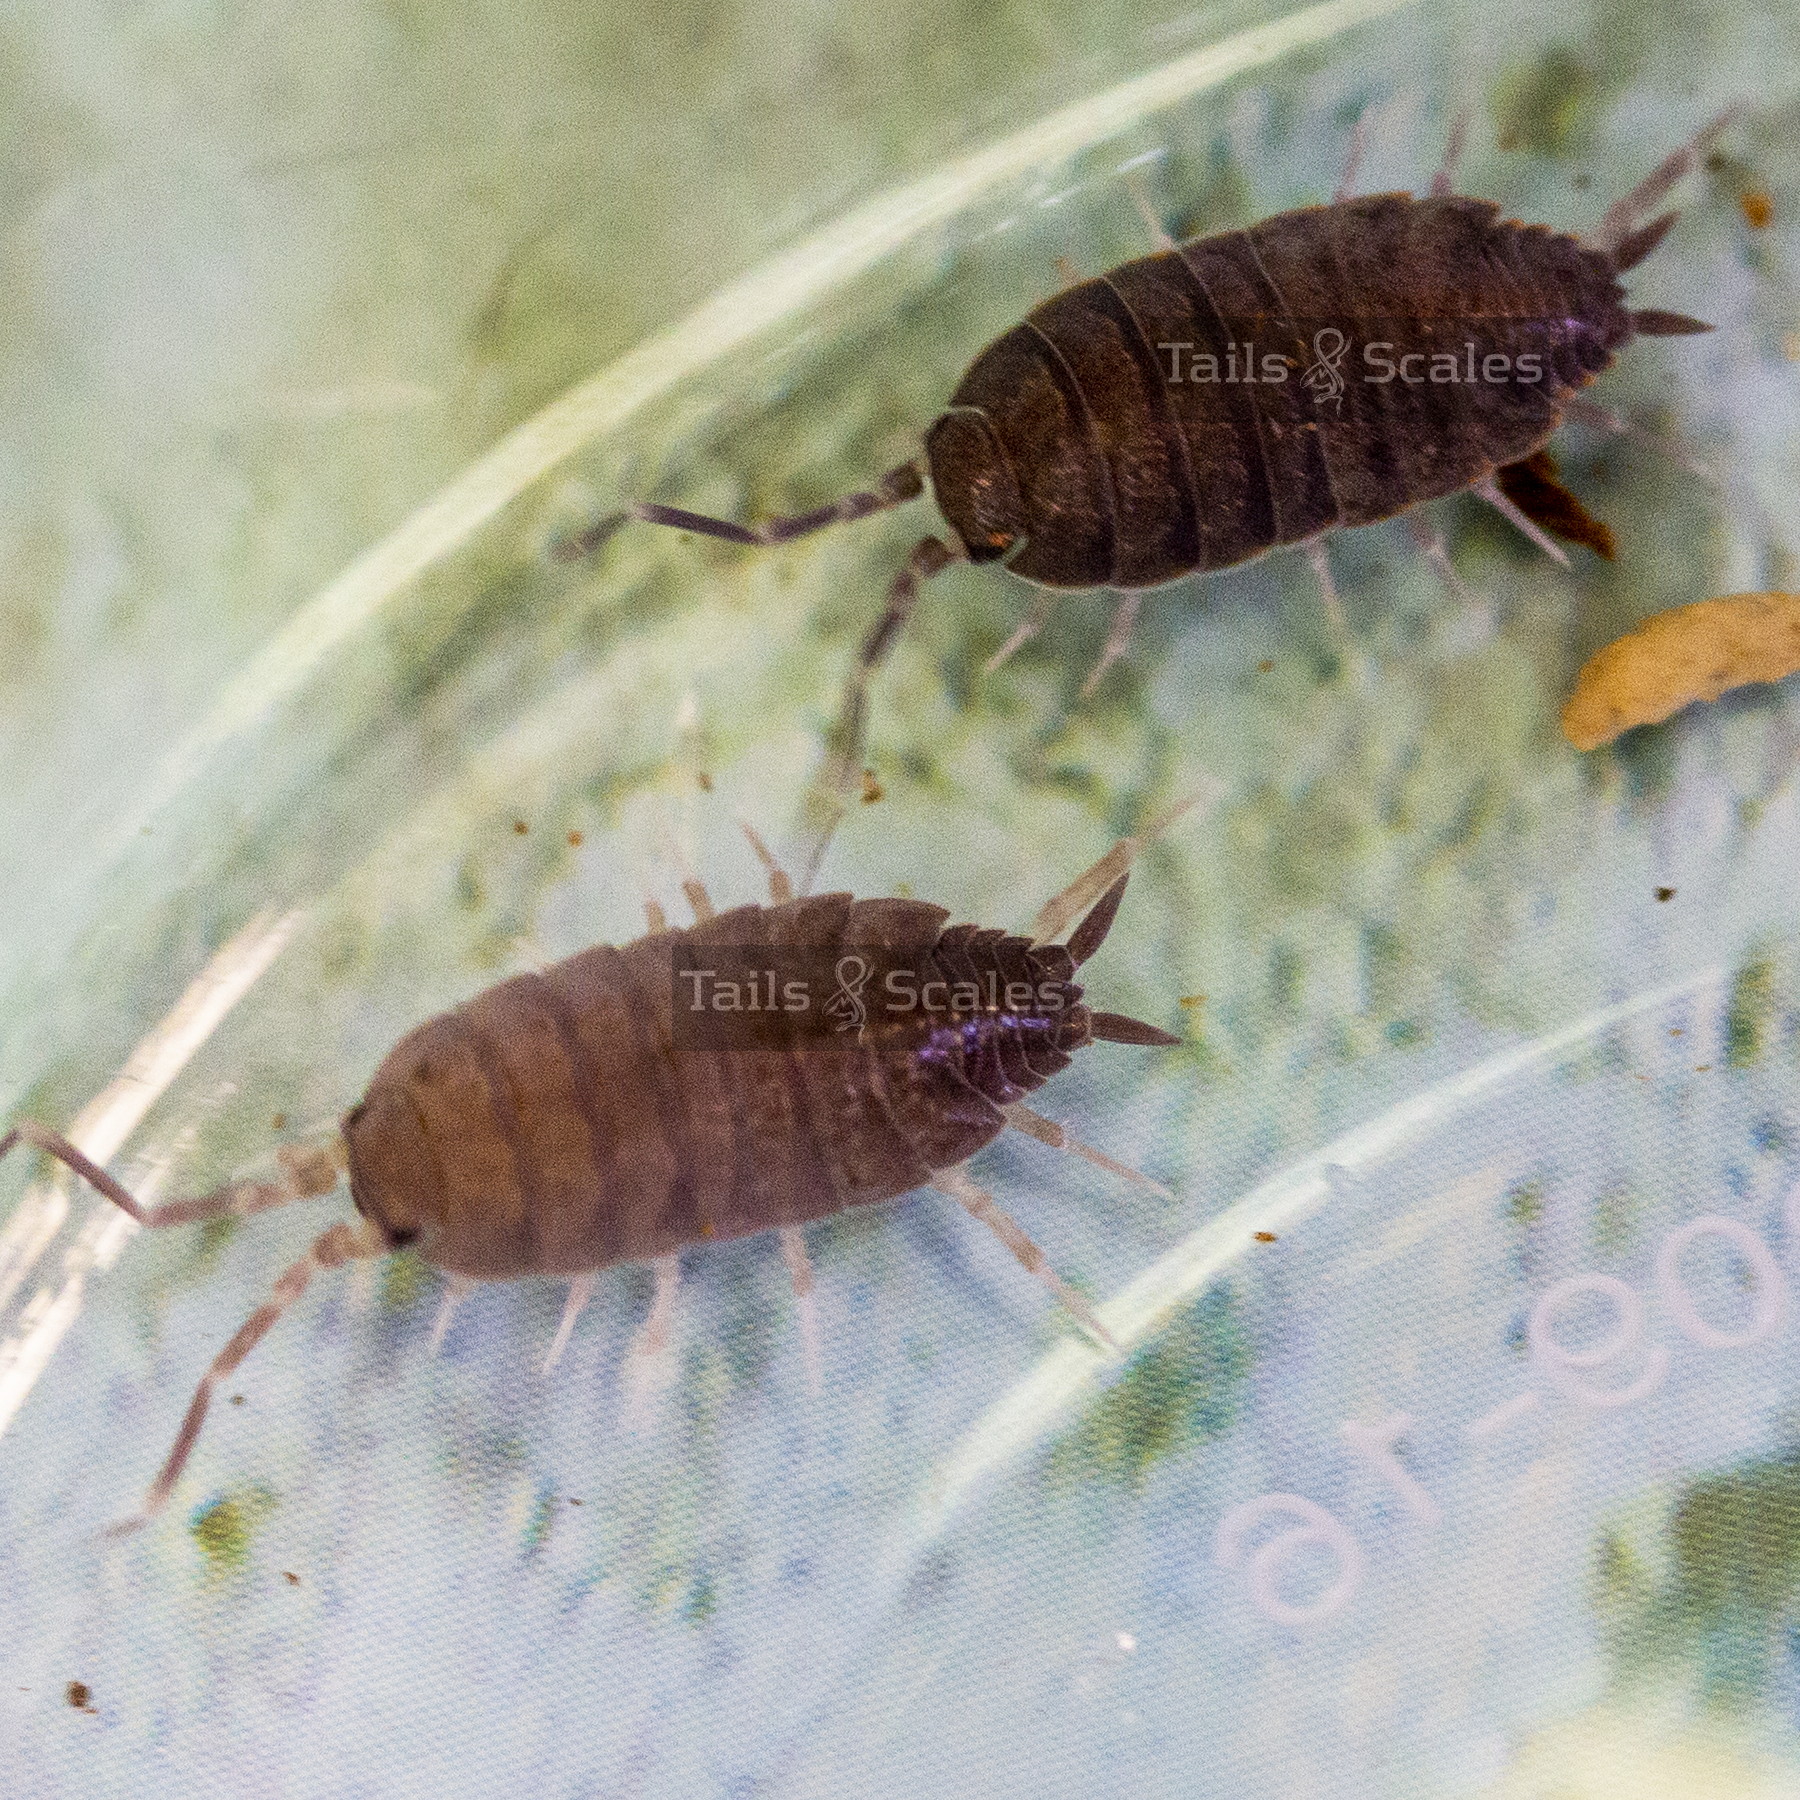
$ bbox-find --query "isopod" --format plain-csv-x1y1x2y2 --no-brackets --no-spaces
0,813,1185,1529
566,108,1733,830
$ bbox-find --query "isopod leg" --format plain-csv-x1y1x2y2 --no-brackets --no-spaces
1123,167,1177,252
108,1217,388,1534
1473,475,1572,567
1304,536,1374,687
1002,1103,1174,1200
542,1272,596,1375
622,1255,682,1421
652,824,717,924
0,1119,338,1229
779,1226,823,1396
932,1166,1117,1351
800,534,962,892
428,1273,476,1355
1302,537,1347,634
1334,112,1369,202
1079,590,1143,699
555,461,924,561
1404,512,1474,606
638,1255,680,1357
1028,789,1210,945
1562,394,1717,486
1586,106,1739,254
1429,108,1472,197
739,819,795,904
984,587,1058,675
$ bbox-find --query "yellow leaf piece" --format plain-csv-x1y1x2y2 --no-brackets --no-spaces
1562,592,1800,750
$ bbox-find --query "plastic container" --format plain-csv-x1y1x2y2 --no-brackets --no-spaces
3,0,1798,1793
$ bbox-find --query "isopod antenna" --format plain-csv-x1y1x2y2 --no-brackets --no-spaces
0,1120,384,1531
554,458,927,561
552,457,960,884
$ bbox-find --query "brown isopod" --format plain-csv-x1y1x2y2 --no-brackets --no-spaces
564,108,1733,826
0,811,1188,1530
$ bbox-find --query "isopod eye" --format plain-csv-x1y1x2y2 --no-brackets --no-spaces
925,408,1024,565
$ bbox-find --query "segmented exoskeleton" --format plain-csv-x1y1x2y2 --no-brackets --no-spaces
566,109,1732,853
0,814,1182,1528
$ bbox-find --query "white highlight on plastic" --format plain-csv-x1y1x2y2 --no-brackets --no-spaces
1528,1274,1670,1409
1653,1216,1787,1350
885,965,1721,1578
1464,1389,1540,1442
103,0,1421,863
0,909,304,1441
1216,1494,1365,1626
1340,1411,1440,1525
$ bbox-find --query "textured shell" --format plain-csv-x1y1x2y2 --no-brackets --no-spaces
925,194,1631,589
341,896,1093,1280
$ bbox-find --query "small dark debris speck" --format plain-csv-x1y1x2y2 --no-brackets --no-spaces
66,1682,92,1711
1655,886,1675,902
860,769,884,805
1257,659,1275,673
567,830,584,848
230,1394,246,1406
270,1112,287,1131
1741,189,1773,229
568,1497,583,1506
698,771,715,792
282,1571,300,1586
513,819,529,835
1253,1231,1277,1243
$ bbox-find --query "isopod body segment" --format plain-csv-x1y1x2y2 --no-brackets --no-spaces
928,194,1639,587
0,820,1182,1527
568,111,1729,834
345,882,1165,1280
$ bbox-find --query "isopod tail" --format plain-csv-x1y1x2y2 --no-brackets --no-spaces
1610,209,1680,272
1064,873,1183,1046
1065,873,1130,965
1030,787,1215,947
1632,309,1714,336
1087,1012,1182,1048
1585,105,1741,257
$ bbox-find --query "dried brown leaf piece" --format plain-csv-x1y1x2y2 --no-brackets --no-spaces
1563,593,1800,750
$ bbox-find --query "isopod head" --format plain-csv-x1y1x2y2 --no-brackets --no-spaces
924,408,1024,563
